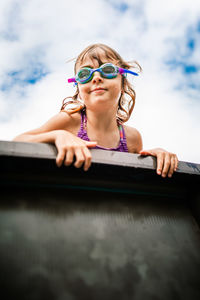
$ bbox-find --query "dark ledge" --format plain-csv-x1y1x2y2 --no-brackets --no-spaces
1,140,200,174
0,140,200,199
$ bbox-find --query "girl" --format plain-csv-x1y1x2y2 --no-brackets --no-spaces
13,43,178,177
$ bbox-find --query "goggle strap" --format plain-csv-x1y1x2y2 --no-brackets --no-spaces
118,68,139,76
125,69,139,76
68,77,76,83
118,68,125,75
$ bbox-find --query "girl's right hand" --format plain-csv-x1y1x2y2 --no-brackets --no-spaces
54,130,97,171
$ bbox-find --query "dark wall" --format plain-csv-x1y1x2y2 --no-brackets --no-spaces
1,141,200,300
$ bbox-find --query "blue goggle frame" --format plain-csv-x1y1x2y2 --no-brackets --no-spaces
68,63,139,84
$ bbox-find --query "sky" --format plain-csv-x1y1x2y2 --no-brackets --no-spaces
0,0,200,163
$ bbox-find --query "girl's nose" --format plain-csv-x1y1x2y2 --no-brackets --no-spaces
91,71,103,83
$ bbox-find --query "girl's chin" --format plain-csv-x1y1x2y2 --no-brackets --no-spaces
88,95,109,101
86,98,118,110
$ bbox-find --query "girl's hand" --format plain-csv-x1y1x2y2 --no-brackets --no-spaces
54,130,97,171
139,148,178,178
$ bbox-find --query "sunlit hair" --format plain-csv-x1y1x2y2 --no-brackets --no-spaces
61,43,142,123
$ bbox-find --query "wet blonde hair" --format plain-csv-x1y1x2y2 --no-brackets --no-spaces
61,43,142,123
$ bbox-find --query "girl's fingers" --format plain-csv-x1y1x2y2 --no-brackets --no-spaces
175,155,179,171
64,148,74,166
156,152,165,176
141,148,178,178
56,148,66,167
73,142,93,171
85,141,97,148
57,144,93,171
158,153,178,178
54,131,95,170
82,147,92,171
74,148,85,168
73,146,92,171
139,150,152,156
161,153,171,177
168,155,176,178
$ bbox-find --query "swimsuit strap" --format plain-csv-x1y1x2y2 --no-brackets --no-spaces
117,122,129,152
80,108,85,130
118,124,124,142
77,109,90,141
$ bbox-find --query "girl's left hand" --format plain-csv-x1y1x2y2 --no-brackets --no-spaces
139,148,178,178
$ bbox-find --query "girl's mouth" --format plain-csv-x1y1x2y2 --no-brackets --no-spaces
91,88,107,93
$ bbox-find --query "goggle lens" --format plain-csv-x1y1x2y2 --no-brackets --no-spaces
101,64,116,76
77,68,91,80
76,63,118,84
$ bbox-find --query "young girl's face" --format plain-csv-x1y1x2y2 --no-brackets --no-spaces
76,49,122,113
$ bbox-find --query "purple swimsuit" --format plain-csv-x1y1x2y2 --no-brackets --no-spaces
77,110,128,152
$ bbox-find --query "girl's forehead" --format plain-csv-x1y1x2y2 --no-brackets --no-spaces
77,58,104,69
76,49,118,71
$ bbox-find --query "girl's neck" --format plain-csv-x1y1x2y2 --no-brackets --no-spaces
85,109,118,132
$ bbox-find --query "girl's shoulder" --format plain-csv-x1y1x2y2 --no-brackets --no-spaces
123,125,143,153
54,110,82,133
58,110,81,126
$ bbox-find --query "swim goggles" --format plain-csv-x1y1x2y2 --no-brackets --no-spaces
68,63,139,84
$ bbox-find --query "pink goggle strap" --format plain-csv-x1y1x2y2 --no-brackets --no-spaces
68,77,76,83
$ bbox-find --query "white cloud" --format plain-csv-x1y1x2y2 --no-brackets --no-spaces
0,0,200,164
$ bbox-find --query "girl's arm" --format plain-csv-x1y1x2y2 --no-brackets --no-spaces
13,112,77,142
13,112,97,171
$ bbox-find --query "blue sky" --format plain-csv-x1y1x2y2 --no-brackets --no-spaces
0,0,200,163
